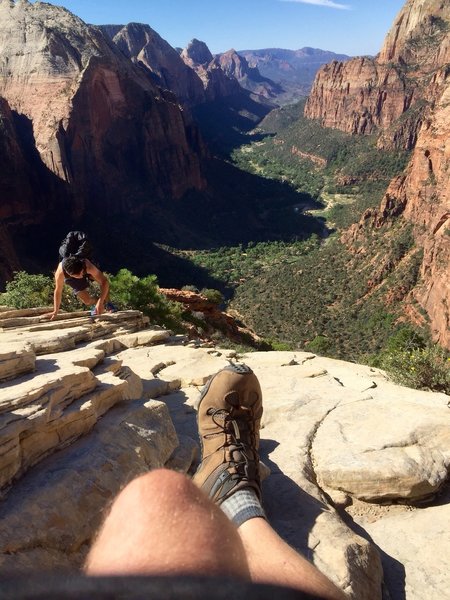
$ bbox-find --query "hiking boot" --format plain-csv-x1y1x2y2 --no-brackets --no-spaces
193,364,263,504
105,302,117,313
89,305,98,317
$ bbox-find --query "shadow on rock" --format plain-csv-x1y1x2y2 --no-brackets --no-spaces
259,437,329,562
339,510,406,600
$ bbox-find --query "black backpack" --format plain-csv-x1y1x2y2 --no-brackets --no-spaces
59,231,93,261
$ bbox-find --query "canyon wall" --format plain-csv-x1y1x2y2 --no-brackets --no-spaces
0,0,205,232
180,39,242,101
99,23,206,108
305,0,450,150
310,0,450,347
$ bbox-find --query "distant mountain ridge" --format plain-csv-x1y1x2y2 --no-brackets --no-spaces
238,47,351,103
98,23,205,107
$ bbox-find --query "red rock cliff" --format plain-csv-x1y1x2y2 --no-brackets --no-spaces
305,0,450,151
0,0,206,218
99,23,206,108
327,0,450,347
376,76,450,348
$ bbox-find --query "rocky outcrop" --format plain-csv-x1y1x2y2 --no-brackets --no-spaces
217,49,282,101
0,0,206,220
0,307,448,599
99,23,205,107
160,288,265,347
181,39,241,101
378,0,450,67
181,39,214,70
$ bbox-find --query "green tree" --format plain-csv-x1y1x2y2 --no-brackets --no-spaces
108,269,184,330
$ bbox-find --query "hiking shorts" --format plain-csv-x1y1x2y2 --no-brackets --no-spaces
65,275,90,294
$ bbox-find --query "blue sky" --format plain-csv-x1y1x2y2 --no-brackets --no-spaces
46,0,406,56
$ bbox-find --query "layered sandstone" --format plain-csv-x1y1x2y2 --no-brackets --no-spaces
0,0,206,217
305,58,419,146
0,307,448,598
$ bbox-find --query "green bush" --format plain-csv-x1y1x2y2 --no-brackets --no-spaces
3,272,53,308
2,271,92,312
200,288,225,305
182,285,199,293
306,335,331,355
385,326,426,353
262,338,295,351
378,344,450,394
108,269,184,331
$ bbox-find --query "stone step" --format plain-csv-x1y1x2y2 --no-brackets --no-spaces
0,365,97,416
0,307,54,320
0,365,144,490
0,308,144,329
0,398,179,571
0,341,36,382
0,314,150,356
0,312,171,491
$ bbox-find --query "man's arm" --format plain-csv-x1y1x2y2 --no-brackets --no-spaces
85,260,109,315
49,264,65,320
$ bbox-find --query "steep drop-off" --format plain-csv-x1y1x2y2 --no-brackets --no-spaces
326,0,450,348
99,23,205,108
0,0,207,264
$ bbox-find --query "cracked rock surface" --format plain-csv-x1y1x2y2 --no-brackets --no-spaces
0,309,448,600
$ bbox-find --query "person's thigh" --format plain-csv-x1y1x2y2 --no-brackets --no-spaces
76,288,96,305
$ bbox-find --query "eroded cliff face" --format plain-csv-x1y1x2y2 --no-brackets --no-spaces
305,0,450,151
329,0,450,347
376,80,450,347
0,0,206,218
99,23,205,108
378,0,450,67
180,39,241,101
0,95,68,281
217,49,282,101
0,97,35,222
305,58,419,147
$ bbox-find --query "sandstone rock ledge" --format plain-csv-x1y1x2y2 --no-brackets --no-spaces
0,308,448,600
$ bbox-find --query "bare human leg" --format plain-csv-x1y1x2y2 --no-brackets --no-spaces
86,365,348,599
76,289,97,306
238,517,347,600
85,468,250,581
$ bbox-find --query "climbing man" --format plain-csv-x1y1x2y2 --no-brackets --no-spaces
84,365,348,600
48,231,116,319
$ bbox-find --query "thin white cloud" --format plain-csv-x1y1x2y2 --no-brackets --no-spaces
280,0,351,10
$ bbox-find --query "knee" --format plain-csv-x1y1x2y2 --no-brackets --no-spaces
117,469,197,512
